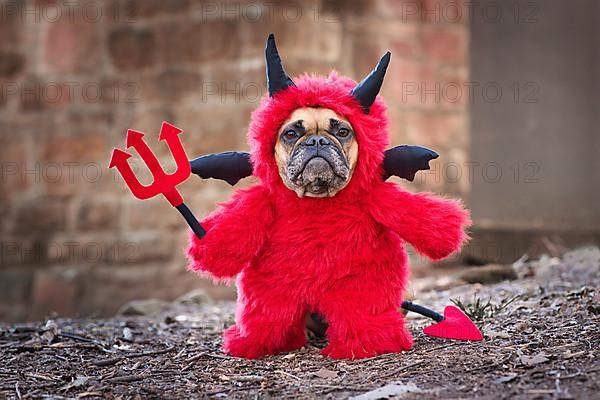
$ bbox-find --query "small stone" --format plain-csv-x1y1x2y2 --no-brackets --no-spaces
458,264,517,285
313,368,338,379
520,354,549,367
175,289,212,305
117,299,169,316
122,327,134,341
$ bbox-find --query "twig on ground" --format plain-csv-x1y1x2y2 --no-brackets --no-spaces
276,370,303,380
92,346,176,367
105,375,147,384
377,360,426,380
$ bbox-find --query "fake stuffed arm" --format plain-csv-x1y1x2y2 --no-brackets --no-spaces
187,185,274,279
369,183,471,261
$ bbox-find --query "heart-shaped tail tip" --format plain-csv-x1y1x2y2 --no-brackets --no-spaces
423,305,483,341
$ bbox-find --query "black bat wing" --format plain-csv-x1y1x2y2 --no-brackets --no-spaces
382,145,439,182
190,151,252,186
190,145,438,186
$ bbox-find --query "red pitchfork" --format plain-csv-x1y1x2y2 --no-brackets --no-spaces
109,122,206,239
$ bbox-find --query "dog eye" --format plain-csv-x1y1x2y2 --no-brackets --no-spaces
337,128,350,138
283,130,299,140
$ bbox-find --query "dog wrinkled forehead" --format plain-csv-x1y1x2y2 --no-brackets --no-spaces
278,108,351,135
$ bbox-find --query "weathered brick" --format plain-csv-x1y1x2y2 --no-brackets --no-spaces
0,51,25,78
352,36,387,79
390,37,420,61
421,26,467,65
0,269,33,304
275,24,342,64
76,198,121,231
19,76,46,112
107,233,174,264
155,20,239,64
174,104,247,155
110,0,190,19
157,68,202,100
17,77,102,112
13,197,66,235
420,0,469,24
378,0,424,23
108,26,157,71
237,19,286,58
40,131,108,164
0,3,20,50
0,303,28,322
0,238,41,266
444,147,469,195
436,66,468,111
37,129,108,197
404,110,464,149
387,107,408,145
187,184,233,216
96,76,142,105
0,133,28,194
203,64,266,108
126,198,182,231
334,0,378,16
82,264,163,316
29,267,80,320
43,13,101,73
386,62,437,110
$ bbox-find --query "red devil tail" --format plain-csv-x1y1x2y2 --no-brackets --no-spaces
402,301,483,341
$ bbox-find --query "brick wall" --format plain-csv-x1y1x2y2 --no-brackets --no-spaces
0,0,469,322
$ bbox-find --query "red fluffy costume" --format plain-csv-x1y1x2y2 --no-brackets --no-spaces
188,36,470,359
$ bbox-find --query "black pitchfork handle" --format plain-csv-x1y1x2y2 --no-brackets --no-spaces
401,300,444,322
176,203,206,239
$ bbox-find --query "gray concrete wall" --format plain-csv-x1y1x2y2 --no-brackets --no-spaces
469,0,599,261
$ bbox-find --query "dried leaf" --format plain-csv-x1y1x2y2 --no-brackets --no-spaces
483,328,511,339
520,354,549,366
350,383,421,400
313,368,338,379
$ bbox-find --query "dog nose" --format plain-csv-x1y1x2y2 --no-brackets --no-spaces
302,135,331,147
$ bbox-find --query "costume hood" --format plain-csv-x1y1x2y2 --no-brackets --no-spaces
248,35,391,199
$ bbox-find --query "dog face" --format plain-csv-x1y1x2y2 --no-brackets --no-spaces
275,107,358,197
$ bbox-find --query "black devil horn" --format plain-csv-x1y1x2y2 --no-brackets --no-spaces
351,52,391,113
265,33,295,97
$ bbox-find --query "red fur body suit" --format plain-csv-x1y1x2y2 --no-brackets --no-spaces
188,73,470,359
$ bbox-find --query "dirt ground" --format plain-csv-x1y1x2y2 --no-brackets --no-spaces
1,247,599,399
